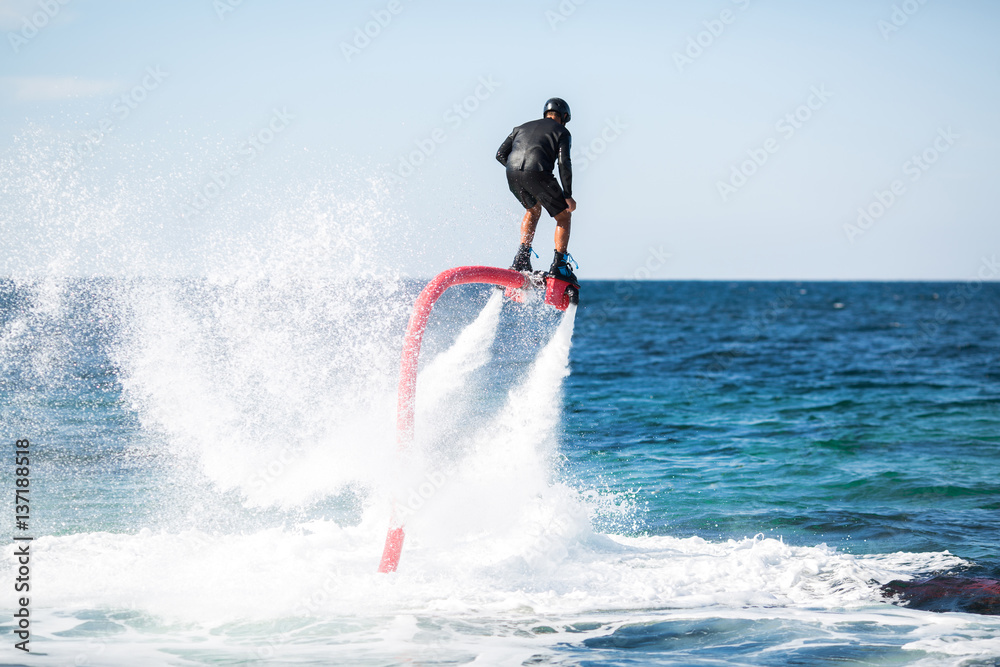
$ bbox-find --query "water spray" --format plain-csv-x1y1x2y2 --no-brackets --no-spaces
377,266,578,572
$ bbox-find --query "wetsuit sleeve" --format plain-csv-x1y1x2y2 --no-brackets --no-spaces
558,132,573,198
496,131,514,167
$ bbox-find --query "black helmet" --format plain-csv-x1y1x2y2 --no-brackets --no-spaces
543,97,571,124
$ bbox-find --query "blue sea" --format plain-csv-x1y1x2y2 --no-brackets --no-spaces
2,274,999,666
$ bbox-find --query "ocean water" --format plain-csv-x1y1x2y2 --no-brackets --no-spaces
1,274,999,666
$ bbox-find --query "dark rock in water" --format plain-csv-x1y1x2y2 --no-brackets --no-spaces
882,577,1000,615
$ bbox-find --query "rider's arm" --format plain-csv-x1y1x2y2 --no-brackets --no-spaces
496,131,514,166
557,132,572,197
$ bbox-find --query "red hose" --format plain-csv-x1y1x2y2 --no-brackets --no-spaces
378,267,528,573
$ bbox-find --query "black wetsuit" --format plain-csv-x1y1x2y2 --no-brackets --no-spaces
496,118,572,217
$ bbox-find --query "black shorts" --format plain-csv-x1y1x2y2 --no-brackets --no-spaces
506,169,568,217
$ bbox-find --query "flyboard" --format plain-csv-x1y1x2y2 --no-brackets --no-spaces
377,266,578,573
501,269,579,310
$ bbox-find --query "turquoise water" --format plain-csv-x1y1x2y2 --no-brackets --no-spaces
1,277,999,665
569,282,1000,565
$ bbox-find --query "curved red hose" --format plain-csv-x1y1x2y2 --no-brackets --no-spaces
378,267,528,573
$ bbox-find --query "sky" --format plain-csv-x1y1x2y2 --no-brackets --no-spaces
1,0,998,280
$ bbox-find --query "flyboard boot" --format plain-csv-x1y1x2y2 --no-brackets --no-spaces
548,251,579,286
504,243,545,301
544,251,580,309
510,243,534,272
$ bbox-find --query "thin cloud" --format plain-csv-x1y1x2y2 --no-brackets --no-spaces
1,76,121,102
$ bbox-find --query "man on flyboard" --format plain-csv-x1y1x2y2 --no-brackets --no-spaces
496,98,578,286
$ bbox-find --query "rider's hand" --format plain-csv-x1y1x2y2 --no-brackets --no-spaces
566,197,577,213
